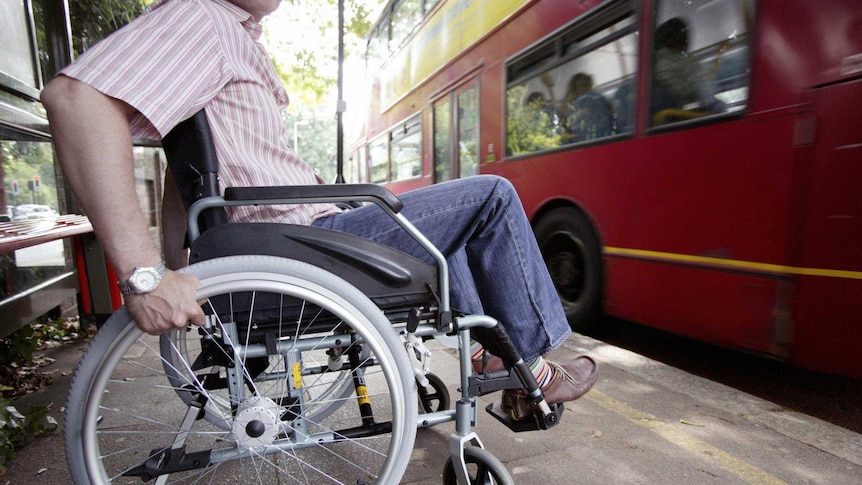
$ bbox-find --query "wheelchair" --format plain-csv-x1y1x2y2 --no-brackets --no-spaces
63,111,564,484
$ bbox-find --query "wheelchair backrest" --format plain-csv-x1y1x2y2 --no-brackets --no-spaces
161,110,228,233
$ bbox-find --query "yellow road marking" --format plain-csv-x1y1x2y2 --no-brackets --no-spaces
604,246,862,280
586,390,789,485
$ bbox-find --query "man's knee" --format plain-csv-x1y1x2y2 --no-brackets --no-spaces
465,174,517,198
483,175,520,206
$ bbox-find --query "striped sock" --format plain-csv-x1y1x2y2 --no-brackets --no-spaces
470,341,485,361
472,342,553,387
529,356,553,389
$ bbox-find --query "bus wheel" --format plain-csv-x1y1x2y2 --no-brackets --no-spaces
534,207,602,332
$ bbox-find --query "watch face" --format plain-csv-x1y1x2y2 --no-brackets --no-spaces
131,268,158,292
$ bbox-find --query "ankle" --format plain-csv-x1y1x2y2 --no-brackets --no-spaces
529,356,553,388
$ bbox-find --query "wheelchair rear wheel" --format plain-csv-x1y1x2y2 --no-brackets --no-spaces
65,255,417,484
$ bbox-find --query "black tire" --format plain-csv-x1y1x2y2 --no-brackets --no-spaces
442,446,514,485
418,372,450,413
534,207,603,332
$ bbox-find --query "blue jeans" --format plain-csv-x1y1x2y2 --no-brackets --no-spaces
311,175,571,361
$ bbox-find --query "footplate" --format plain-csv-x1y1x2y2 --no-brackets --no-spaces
485,401,564,432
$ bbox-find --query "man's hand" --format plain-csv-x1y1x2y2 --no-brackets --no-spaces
124,271,205,335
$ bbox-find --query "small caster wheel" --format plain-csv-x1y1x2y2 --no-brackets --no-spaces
442,446,514,484
418,372,450,413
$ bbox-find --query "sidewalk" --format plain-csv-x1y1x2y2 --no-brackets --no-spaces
4,333,862,484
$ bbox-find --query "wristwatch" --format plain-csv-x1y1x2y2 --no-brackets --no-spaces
117,262,168,296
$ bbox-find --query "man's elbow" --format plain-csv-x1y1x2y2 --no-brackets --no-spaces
40,74,135,124
41,75,90,124
42,76,133,119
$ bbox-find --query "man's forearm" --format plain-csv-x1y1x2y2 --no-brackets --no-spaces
42,75,161,279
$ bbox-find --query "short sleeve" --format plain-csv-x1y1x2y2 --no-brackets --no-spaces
61,1,231,138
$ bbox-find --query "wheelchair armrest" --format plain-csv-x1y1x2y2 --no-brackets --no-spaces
224,184,404,213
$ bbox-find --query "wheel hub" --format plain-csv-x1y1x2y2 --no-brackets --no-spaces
232,396,281,450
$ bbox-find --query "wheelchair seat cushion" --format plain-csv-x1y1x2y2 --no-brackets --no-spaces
189,222,439,316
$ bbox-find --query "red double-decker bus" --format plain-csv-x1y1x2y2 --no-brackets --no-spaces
347,0,862,379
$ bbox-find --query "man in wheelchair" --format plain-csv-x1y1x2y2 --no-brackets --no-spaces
42,0,595,441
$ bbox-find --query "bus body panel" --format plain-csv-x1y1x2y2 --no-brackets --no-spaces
803,79,862,272
789,78,862,376
605,258,783,354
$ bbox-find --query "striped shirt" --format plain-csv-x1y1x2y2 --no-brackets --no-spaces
61,0,341,225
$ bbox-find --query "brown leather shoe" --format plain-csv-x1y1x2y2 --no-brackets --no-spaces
500,356,598,421
471,353,506,374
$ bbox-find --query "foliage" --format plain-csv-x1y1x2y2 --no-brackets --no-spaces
30,316,94,347
267,0,378,106
285,107,339,182
68,0,151,54
0,327,39,370
0,400,57,471
0,317,87,473
267,0,382,179
0,317,93,400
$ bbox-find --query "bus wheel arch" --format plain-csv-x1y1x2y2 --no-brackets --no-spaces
533,205,603,332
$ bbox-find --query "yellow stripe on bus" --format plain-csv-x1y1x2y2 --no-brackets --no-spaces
381,0,530,108
603,246,862,280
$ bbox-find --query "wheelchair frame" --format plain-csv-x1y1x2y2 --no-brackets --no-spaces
62,111,563,484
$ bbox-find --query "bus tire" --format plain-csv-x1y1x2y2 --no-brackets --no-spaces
534,207,602,332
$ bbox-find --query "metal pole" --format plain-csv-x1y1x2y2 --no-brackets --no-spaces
335,0,346,183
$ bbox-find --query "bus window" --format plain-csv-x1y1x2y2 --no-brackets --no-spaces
434,80,479,181
366,15,391,70
423,0,441,15
391,0,422,51
506,12,637,156
368,135,389,184
346,148,368,183
650,0,753,126
389,115,422,182
358,145,368,183
433,97,452,182
458,86,479,177
347,147,368,183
